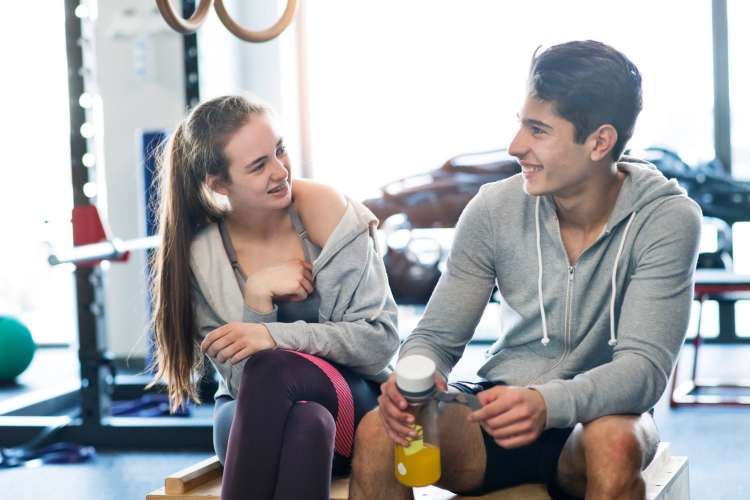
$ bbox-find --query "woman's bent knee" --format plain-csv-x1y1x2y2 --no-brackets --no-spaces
285,402,336,447
241,348,289,378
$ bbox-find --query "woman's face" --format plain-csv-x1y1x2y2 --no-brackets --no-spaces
217,112,292,212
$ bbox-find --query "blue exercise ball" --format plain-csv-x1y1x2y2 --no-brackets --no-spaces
0,316,36,381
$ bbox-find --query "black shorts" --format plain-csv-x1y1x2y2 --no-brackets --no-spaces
449,380,582,500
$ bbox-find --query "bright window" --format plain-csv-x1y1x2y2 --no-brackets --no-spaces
0,4,76,344
736,300,750,338
728,0,750,179
303,0,714,201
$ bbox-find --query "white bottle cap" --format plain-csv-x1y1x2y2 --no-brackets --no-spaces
395,355,436,394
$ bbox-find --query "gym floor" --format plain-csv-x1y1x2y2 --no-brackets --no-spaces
1,342,749,499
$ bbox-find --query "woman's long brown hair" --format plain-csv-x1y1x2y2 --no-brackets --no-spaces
147,95,268,412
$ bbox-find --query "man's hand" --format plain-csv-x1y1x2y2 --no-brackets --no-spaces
467,386,547,449
377,372,447,447
200,322,277,364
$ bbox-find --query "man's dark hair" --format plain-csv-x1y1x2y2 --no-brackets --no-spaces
528,40,642,160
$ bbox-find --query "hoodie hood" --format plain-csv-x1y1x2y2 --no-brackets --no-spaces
311,197,382,279
607,156,689,228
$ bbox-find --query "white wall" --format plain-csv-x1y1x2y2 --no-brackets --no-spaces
96,0,296,358
95,0,185,358
198,0,303,175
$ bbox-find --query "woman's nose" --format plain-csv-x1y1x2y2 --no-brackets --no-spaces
271,155,288,178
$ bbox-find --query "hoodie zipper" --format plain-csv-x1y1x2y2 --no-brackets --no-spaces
563,266,575,360
527,265,575,385
552,208,576,364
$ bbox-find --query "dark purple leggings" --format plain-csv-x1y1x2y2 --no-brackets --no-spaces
219,349,380,500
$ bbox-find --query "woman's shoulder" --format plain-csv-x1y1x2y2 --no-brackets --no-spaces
292,179,348,248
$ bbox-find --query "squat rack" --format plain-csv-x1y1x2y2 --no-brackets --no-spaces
0,0,213,450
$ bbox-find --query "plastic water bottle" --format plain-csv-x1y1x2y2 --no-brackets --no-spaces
394,355,441,487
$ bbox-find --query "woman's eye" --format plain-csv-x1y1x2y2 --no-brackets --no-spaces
276,145,287,156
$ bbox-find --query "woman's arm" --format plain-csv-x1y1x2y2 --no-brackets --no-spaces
263,231,400,377
268,185,400,377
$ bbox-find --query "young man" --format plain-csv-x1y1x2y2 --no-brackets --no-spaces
350,40,701,500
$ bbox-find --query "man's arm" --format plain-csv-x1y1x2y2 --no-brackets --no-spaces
532,198,702,428
399,188,499,379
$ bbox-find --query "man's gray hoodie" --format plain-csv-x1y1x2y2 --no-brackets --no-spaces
190,199,400,399
399,158,702,429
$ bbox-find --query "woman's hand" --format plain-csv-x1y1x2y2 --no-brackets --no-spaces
200,322,277,364
244,259,314,312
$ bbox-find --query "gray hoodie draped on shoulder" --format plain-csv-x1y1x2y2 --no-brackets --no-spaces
190,198,400,399
399,158,702,429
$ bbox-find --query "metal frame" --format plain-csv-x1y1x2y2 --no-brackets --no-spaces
183,0,201,110
712,0,732,174
0,0,213,450
671,274,750,406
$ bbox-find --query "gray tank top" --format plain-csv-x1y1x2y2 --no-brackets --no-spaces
218,205,322,323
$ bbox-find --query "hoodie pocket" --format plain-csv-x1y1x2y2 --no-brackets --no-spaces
527,337,564,360
479,344,553,380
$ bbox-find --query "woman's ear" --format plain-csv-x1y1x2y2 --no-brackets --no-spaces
206,174,229,196
588,124,618,162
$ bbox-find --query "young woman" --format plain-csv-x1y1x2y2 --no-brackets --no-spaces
148,95,399,500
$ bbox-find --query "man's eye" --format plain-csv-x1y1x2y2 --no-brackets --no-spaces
276,144,287,155
531,126,544,135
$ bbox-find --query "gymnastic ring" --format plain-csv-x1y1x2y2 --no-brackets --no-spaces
155,0,213,34
214,0,298,43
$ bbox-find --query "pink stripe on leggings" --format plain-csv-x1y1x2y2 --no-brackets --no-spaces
287,351,355,458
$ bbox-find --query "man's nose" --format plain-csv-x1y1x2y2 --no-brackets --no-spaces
508,129,525,159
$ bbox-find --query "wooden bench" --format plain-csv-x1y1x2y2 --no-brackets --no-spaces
146,442,688,500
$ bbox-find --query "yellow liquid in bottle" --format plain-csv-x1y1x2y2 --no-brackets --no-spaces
394,429,441,487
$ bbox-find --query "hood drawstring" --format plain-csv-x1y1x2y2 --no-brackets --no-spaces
535,198,551,346
534,197,637,349
609,212,637,346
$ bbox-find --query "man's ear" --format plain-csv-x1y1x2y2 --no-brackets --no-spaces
206,174,229,196
588,124,618,162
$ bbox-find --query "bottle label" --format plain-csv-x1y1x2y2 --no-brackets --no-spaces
397,462,407,475
403,424,424,456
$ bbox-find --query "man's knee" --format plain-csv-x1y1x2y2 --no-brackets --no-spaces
581,415,656,492
352,409,394,482
556,425,587,497
354,410,391,459
585,420,638,462
433,404,486,493
583,415,656,469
